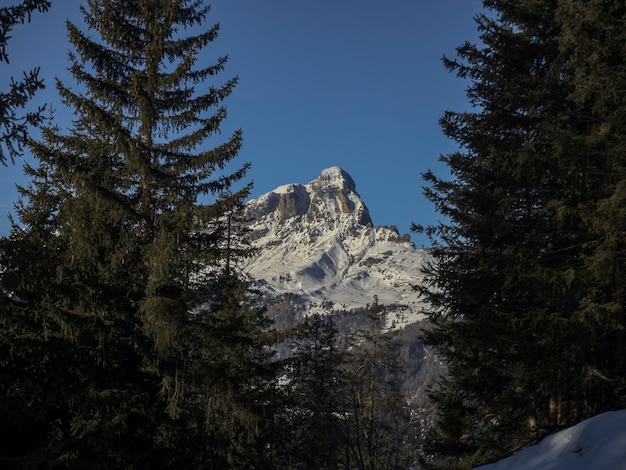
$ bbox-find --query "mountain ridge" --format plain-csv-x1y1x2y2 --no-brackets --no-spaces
240,166,430,326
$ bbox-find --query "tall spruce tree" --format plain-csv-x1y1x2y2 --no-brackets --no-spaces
557,0,626,415
276,313,347,469
1,1,268,467
418,0,626,467
339,303,417,469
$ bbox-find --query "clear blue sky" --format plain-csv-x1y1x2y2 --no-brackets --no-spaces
2,0,483,247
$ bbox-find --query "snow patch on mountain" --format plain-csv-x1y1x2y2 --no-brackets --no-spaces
240,166,430,327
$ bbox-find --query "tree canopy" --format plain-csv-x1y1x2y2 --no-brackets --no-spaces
419,0,626,467
0,1,266,466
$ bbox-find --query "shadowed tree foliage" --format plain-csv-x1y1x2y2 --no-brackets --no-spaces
266,304,418,469
0,1,271,467
274,313,347,469
418,1,626,468
339,302,418,470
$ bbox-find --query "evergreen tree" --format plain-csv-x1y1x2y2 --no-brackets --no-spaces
418,0,626,467
339,302,417,469
184,271,275,468
276,313,347,469
0,0,50,164
557,0,626,416
1,1,266,467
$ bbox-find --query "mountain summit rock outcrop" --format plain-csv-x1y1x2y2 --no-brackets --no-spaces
241,166,430,326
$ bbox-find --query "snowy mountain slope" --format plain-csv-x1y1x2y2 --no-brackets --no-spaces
240,166,431,326
475,410,626,470
238,167,444,408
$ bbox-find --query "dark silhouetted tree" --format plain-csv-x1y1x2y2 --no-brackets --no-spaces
1,1,269,467
340,302,417,469
418,0,626,467
276,313,347,468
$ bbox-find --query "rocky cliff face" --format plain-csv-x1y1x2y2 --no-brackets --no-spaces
241,166,430,327
239,166,444,408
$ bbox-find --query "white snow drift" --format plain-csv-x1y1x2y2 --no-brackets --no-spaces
476,410,626,470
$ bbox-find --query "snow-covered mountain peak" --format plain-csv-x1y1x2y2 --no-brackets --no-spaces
246,167,372,231
318,165,357,192
241,168,430,326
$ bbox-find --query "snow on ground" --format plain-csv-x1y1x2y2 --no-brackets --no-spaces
475,410,626,470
